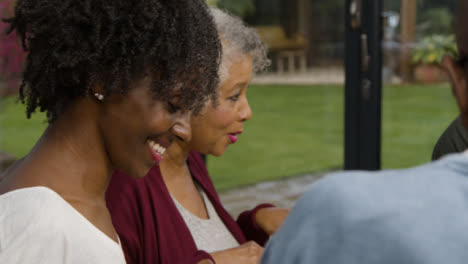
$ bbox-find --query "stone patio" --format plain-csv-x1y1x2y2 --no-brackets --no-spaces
219,172,328,217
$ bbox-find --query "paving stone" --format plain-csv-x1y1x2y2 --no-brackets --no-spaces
251,68,344,85
219,172,327,217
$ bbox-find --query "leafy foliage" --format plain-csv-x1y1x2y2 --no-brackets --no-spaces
411,34,458,65
385,1,456,38
0,0,25,92
418,7,454,37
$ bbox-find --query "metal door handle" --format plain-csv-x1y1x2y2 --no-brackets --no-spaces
350,0,362,29
361,33,370,72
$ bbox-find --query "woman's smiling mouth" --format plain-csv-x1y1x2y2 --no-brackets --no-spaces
147,139,167,163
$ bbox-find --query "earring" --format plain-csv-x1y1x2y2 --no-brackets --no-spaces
94,93,104,101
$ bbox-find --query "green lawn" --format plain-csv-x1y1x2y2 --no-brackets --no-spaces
209,83,458,190
0,84,459,190
0,97,48,157
381,84,458,168
208,84,345,190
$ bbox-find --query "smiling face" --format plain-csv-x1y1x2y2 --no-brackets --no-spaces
98,76,191,178
188,55,253,156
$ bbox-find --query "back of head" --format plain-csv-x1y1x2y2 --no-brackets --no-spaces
449,0,468,126
209,7,270,81
5,0,221,122
456,0,468,56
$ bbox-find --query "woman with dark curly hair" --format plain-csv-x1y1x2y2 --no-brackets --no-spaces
0,0,220,263
106,8,289,264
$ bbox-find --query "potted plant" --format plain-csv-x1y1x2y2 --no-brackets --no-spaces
0,0,25,96
411,34,458,83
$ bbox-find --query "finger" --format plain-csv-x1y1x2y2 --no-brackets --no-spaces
198,260,214,264
249,253,262,264
245,241,260,247
247,242,263,255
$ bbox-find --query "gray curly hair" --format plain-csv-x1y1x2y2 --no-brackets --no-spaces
210,7,270,82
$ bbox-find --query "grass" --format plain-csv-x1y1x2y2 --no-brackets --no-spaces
208,84,344,190
0,96,47,157
381,84,458,168
208,83,458,190
0,83,459,190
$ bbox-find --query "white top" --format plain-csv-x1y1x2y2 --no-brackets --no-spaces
0,187,126,264
172,188,239,253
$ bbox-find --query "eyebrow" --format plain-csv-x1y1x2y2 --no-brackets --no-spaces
229,82,248,92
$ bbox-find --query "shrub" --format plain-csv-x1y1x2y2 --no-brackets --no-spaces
411,34,458,65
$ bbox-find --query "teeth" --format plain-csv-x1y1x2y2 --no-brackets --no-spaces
147,140,167,156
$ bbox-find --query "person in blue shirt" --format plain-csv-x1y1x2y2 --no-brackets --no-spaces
261,1,468,263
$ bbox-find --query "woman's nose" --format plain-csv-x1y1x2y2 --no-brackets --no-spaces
240,99,252,122
171,111,192,142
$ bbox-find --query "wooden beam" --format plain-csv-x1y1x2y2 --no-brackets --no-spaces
400,0,417,82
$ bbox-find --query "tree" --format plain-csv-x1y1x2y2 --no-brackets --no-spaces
400,0,417,82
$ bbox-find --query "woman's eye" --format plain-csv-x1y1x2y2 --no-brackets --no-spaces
228,93,241,102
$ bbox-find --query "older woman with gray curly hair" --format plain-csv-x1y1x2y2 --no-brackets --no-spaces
106,7,290,264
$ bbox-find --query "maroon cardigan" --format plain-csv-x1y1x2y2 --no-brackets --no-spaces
106,151,273,264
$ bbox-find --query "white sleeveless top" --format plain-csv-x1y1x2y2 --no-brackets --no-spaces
0,187,126,264
172,187,239,252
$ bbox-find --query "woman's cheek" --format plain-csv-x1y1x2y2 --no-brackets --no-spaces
213,108,236,129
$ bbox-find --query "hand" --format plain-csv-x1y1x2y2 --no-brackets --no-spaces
210,241,264,264
198,260,214,264
255,207,291,235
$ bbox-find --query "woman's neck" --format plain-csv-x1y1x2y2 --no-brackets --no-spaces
1,97,112,201
159,140,209,219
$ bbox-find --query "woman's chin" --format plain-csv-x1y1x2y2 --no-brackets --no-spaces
211,148,227,157
196,144,227,157
199,149,224,157
120,162,153,179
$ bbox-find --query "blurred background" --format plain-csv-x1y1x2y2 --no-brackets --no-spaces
0,0,460,214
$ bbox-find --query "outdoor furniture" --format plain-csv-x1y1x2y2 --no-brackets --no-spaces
256,26,307,74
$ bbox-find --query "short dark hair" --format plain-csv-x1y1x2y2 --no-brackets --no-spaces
4,0,221,122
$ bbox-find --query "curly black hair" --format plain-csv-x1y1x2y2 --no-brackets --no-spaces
4,0,221,122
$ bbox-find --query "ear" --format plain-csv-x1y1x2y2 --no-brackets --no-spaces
90,82,105,95
90,82,106,102
441,55,468,127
